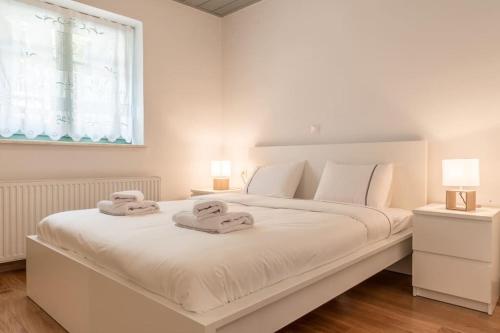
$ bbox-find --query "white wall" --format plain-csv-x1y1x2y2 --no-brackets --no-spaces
0,0,222,200
222,0,500,205
2,0,499,205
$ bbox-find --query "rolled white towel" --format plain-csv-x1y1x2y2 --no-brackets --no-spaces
98,200,159,216
192,200,228,219
111,190,145,203
173,211,254,234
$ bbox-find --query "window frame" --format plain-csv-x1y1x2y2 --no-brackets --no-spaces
0,0,144,146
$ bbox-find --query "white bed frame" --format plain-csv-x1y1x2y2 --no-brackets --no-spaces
27,140,428,333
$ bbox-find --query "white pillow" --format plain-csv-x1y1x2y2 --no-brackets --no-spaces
244,161,305,198
314,161,393,208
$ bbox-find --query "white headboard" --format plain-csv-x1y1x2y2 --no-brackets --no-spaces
249,140,428,210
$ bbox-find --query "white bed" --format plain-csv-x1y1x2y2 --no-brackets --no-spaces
27,140,427,333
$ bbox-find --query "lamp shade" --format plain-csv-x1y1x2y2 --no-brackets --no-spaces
211,160,231,178
442,159,480,187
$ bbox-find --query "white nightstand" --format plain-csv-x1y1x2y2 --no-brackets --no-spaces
412,203,500,314
190,188,241,197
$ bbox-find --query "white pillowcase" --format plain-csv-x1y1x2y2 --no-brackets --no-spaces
244,161,305,198
314,161,393,208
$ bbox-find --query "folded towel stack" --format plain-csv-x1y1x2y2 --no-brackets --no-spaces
173,200,253,234
98,190,159,216
193,200,228,218
111,190,145,203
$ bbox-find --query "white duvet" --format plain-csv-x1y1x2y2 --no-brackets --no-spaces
37,194,411,313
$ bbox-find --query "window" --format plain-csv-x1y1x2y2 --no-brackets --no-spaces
0,0,143,145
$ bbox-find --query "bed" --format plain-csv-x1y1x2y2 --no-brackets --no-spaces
26,140,428,333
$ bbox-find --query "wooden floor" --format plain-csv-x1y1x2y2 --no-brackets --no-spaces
1,270,500,333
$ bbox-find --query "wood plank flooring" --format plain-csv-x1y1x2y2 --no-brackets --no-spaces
1,269,499,333
0,269,65,333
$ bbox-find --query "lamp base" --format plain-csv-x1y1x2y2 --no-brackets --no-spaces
446,190,476,211
213,178,229,190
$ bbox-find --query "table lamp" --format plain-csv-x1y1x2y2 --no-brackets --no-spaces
211,160,231,190
442,159,480,211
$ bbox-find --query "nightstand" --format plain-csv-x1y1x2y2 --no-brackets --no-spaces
412,203,500,314
190,188,241,197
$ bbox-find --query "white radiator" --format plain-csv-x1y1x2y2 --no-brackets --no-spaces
0,176,161,263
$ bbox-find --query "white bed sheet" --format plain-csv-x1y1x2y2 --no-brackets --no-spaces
37,194,411,313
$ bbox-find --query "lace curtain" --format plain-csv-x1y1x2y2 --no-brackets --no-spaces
0,0,135,143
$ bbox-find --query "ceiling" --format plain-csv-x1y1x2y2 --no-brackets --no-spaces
174,0,263,17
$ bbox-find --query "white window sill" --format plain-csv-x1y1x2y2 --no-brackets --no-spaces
0,139,146,148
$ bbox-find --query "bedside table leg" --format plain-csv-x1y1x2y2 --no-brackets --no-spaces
488,303,495,315
413,287,418,297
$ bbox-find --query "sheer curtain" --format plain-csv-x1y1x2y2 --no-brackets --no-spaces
0,0,135,143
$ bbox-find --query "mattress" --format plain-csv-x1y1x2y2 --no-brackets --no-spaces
36,193,412,314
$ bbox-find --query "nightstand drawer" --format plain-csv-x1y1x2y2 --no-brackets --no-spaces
413,215,492,262
413,251,491,303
